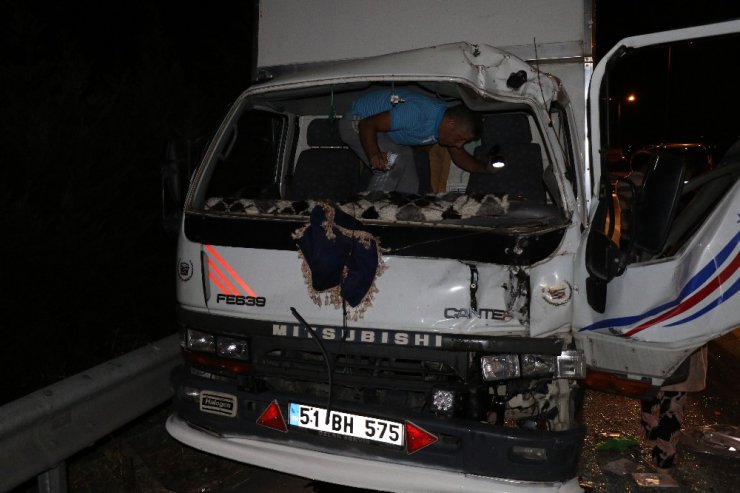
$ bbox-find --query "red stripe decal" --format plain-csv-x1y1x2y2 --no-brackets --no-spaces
207,258,240,295
204,244,257,297
625,252,740,337
208,272,231,295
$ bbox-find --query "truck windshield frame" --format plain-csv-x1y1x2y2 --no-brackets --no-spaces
189,82,568,233
199,108,288,202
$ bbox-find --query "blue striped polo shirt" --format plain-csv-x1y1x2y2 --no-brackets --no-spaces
351,89,448,146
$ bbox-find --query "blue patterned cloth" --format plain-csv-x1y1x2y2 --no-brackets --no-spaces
296,204,382,308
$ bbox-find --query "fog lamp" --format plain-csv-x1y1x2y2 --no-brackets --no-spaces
521,354,555,377
181,386,201,403
187,329,215,353
556,350,586,379
511,445,547,462
431,389,456,414
217,337,249,360
481,354,520,381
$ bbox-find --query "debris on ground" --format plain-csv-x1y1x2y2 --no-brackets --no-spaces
680,424,740,458
601,458,639,476
595,435,640,451
632,472,679,488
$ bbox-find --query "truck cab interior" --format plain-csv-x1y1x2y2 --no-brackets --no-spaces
190,82,574,234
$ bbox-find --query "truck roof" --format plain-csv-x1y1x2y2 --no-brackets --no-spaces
248,43,559,110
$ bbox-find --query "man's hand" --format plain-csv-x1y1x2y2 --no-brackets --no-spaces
448,147,499,174
358,112,392,170
369,152,389,171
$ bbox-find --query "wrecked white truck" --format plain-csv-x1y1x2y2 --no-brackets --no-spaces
164,2,740,491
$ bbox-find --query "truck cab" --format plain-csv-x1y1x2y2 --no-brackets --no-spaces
165,4,740,491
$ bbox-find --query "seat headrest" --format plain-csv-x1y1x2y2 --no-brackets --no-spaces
307,118,345,147
481,113,532,144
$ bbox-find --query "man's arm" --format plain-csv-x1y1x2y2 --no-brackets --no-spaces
358,112,392,170
448,147,499,174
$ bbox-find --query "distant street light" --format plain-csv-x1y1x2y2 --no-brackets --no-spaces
617,92,637,146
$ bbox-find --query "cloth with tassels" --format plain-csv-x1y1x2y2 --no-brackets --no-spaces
292,202,386,319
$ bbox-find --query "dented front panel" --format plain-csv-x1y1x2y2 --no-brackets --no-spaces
198,242,528,335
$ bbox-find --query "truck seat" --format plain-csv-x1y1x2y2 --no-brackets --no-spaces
467,113,547,204
288,118,369,201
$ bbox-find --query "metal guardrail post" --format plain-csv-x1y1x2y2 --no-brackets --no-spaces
37,463,67,493
0,333,181,493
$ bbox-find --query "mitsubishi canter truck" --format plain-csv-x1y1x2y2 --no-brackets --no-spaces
164,1,740,491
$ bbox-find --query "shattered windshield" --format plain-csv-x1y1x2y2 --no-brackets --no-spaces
194,83,567,231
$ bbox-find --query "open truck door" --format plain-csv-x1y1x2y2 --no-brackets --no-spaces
574,20,740,395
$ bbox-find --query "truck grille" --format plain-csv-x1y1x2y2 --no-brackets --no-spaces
258,348,466,390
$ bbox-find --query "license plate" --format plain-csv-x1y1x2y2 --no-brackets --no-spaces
288,403,404,446
200,390,237,417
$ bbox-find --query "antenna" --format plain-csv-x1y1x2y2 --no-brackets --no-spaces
533,37,553,127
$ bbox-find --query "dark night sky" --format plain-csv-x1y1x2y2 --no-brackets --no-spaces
2,0,740,402
594,0,740,154
594,0,740,57
0,1,255,402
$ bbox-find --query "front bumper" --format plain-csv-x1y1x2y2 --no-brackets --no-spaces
166,414,582,493
170,365,585,488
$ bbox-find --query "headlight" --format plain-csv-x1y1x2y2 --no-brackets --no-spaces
521,354,555,377
187,329,215,353
217,336,249,360
481,354,520,381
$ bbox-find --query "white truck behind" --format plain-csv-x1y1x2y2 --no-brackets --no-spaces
164,1,740,491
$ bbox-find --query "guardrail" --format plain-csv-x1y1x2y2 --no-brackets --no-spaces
0,333,181,493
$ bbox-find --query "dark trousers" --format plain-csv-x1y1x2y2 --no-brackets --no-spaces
641,391,686,468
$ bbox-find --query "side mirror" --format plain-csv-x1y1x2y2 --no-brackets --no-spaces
632,152,686,255
584,183,624,313
585,230,622,282
585,229,623,313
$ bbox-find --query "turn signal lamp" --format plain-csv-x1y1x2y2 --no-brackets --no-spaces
182,350,254,375
257,400,288,433
405,421,438,454
555,350,586,379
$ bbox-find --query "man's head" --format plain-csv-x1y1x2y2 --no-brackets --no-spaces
438,105,482,148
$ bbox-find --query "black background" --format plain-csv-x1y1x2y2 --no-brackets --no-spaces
0,1,254,402
2,0,739,403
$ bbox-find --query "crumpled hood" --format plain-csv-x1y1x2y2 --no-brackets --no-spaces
251,42,558,109
200,241,528,337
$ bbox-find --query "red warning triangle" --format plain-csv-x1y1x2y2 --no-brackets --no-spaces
405,420,438,454
256,400,288,433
